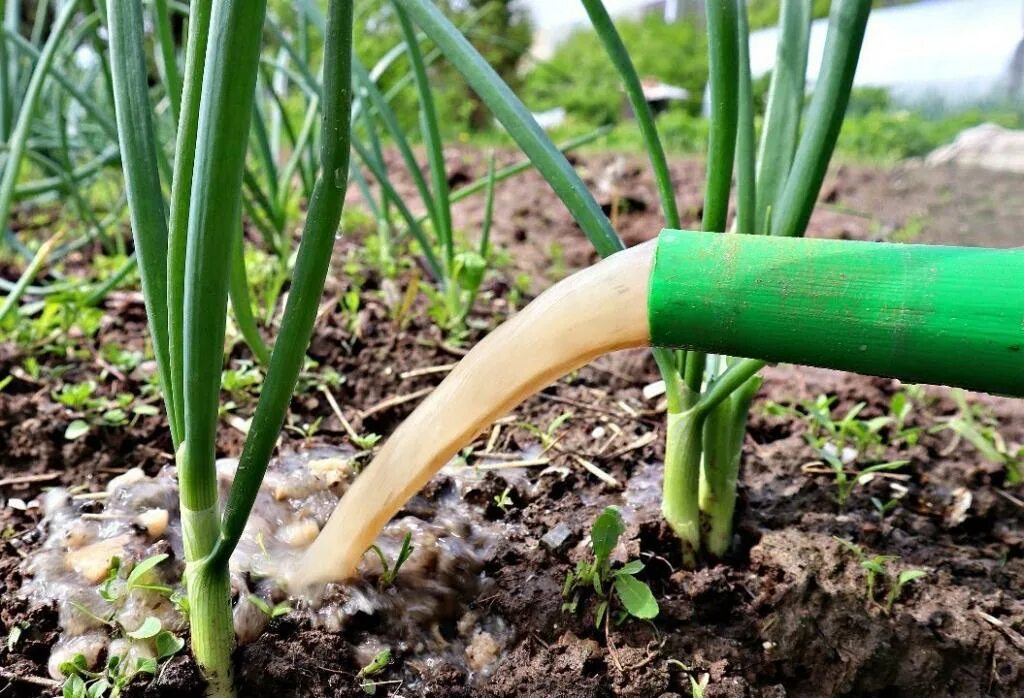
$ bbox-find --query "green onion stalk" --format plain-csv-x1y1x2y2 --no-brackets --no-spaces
106,0,354,693
397,0,869,561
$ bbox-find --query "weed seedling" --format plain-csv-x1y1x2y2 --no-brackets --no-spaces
356,648,393,695
246,594,292,619
366,533,415,589
562,507,658,627
934,389,1022,484
819,450,909,508
493,487,514,514
835,538,927,613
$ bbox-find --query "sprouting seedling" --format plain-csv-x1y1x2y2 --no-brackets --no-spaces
820,451,909,508
835,537,926,613
562,507,659,627
366,533,415,589
60,624,184,698
99,553,173,604
934,389,1022,484
884,570,927,613
246,594,292,619
493,487,513,513
356,648,392,695
521,411,573,451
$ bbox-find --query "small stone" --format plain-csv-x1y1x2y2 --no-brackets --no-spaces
643,380,667,400
465,631,500,671
107,468,147,493
277,520,320,548
48,633,108,680
136,509,169,538
65,534,131,583
540,522,575,554
308,456,351,487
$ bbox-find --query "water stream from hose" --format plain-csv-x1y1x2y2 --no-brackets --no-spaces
289,240,656,588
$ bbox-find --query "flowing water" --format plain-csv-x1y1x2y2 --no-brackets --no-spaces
291,240,656,588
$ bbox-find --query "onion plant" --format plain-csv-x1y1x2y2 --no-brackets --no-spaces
392,0,870,561
105,1,353,695
0,0,130,320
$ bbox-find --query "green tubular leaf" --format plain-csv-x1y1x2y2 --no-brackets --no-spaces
352,57,443,262
0,231,63,324
215,0,355,563
229,222,271,365
701,0,740,235
771,0,870,238
393,1,454,269
733,0,755,237
106,0,179,445
582,0,679,230
0,0,80,236
580,0,687,403
683,0,741,401
181,0,268,519
755,0,811,235
352,136,444,280
166,0,212,452
394,0,622,258
153,0,182,121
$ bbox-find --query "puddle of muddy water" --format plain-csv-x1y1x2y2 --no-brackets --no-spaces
21,449,512,685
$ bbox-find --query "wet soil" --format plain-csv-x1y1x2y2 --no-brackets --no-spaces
2,151,1023,697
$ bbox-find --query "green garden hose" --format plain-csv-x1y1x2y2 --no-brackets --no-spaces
649,229,1024,397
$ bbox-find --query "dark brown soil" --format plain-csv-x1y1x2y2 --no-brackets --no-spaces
2,152,1023,697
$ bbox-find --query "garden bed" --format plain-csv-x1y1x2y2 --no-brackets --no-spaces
2,153,1022,697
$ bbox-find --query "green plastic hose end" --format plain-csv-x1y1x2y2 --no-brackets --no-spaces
649,229,1024,398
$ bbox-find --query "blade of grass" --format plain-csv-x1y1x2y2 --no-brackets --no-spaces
229,222,271,365
394,0,622,258
393,1,453,270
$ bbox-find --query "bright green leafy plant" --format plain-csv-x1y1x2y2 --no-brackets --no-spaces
562,507,659,627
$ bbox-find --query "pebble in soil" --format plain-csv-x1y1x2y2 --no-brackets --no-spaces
20,448,512,688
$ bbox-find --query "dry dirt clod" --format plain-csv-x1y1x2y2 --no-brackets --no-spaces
465,630,501,671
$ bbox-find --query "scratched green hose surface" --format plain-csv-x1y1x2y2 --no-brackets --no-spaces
650,230,1024,398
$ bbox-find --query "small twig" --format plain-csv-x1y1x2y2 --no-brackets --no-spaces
358,387,434,419
0,472,60,487
605,432,657,459
320,386,363,444
473,458,551,470
977,610,1024,651
484,423,502,453
536,392,633,419
996,489,1024,509
399,362,457,380
573,455,621,488
0,667,59,689
605,606,624,673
